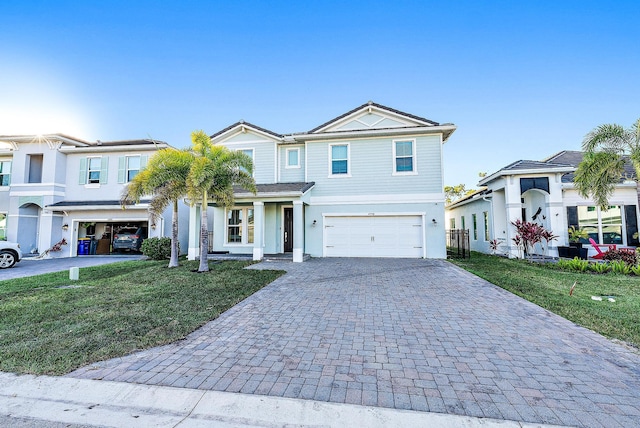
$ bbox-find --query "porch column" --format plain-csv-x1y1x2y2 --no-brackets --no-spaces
187,204,200,261
504,176,523,258
293,200,304,262
253,202,264,261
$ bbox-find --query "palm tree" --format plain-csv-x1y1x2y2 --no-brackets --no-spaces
121,148,193,268
186,130,256,272
574,118,640,209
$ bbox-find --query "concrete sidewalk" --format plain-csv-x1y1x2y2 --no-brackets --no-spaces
0,372,561,427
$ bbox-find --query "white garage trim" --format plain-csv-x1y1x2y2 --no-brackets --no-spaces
322,213,426,258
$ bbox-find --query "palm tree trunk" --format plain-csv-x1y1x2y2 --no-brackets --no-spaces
169,199,180,268
198,191,210,272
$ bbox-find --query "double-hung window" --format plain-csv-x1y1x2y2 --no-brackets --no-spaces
238,149,254,175
226,208,254,245
286,148,300,168
126,156,141,182
80,157,108,185
87,157,102,184
329,144,349,176
0,161,10,186
118,155,147,183
393,139,416,174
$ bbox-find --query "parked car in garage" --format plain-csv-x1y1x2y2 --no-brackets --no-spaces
113,227,147,252
0,241,22,268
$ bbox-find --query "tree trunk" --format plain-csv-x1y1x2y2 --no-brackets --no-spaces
198,192,209,272
168,199,180,268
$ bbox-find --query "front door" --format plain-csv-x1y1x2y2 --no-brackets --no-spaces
284,207,293,253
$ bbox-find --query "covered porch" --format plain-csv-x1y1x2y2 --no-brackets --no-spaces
187,182,314,263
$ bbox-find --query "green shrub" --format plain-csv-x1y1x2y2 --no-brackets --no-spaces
610,259,632,275
140,237,174,260
603,249,637,266
631,265,640,276
560,257,590,272
589,262,612,274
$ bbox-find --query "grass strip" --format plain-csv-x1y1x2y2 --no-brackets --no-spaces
0,259,283,375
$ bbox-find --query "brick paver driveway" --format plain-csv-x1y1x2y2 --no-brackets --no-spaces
69,258,640,427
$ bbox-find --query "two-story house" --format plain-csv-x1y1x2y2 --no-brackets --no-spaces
187,102,456,262
446,151,640,258
0,134,188,257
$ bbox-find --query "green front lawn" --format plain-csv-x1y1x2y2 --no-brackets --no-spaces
0,260,284,375
450,253,640,349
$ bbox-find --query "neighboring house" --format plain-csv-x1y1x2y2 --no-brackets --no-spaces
187,101,456,262
446,151,640,258
0,134,188,257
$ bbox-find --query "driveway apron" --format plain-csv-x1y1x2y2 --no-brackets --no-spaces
68,258,640,427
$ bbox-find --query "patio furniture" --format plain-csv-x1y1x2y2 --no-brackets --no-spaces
589,238,616,259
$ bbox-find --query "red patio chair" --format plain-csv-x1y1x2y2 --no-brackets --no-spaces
589,238,616,259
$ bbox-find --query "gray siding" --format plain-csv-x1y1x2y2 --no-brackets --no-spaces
305,135,443,197
279,145,305,183
219,140,277,185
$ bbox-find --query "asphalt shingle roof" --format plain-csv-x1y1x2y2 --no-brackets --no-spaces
234,182,315,195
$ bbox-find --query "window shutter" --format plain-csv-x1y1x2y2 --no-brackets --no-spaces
100,157,109,184
140,155,148,170
78,158,87,184
624,205,639,245
566,206,578,229
118,156,126,183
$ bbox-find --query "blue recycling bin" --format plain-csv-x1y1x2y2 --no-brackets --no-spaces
78,238,91,255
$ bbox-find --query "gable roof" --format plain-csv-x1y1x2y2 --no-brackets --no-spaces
208,102,456,144
308,101,440,133
210,121,283,141
0,134,90,149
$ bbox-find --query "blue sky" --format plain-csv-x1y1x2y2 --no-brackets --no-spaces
1,1,638,189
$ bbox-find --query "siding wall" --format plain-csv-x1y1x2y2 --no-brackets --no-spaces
305,135,443,197
217,132,278,184
65,151,153,201
445,199,492,253
279,145,305,183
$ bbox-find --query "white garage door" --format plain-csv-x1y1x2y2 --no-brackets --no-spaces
324,215,424,258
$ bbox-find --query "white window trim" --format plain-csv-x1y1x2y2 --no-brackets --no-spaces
0,160,11,186
328,143,351,178
237,148,255,177
87,156,102,185
285,147,300,169
392,139,417,176
224,207,255,247
578,205,626,246
126,155,141,183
